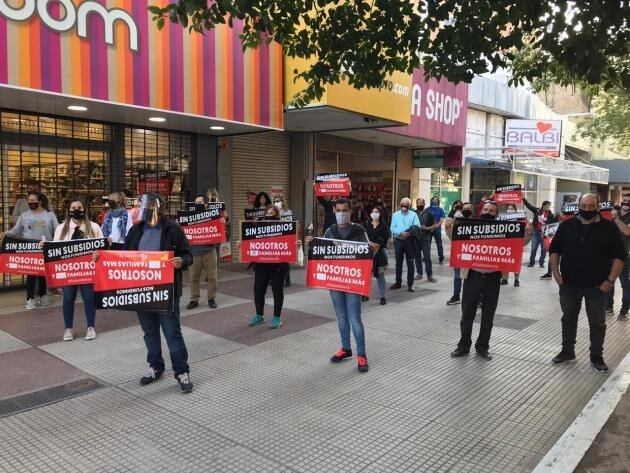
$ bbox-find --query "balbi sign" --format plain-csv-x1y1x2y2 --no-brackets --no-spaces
0,0,138,51
504,119,562,157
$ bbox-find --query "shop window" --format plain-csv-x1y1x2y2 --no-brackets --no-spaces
124,128,192,218
430,168,462,212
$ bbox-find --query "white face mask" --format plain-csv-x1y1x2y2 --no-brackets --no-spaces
274,202,283,209
454,211,463,218
370,212,380,220
335,212,351,225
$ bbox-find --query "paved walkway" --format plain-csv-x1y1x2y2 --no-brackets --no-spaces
1,246,629,472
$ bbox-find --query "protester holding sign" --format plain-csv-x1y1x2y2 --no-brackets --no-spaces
501,204,523,287
101,192,133,249
53,200,103,341
123,193,194,393
549,194,626,373
362,206,390,305
1,192,58,309
523,197,556,268
608,196,630,320
451,201,524,360
184,195,220,310
494,184,523,205
444,202,473,305
306,198,373,373
314,173,351,197
273,196,294,287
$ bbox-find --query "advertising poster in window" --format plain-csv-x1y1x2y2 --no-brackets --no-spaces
450,220,526,273
306,238,373,297
94,251,174,312
43,238,108,287
0,237,45,276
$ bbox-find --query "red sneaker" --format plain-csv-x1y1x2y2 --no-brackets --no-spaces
357,355,369,373
330,348,353,363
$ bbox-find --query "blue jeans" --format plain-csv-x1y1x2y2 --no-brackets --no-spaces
376,272,386,299
330,290,366,355
62,285,96,329
394,238,414,287
530,230,546,265
415,236,432,277
136,299,189,376
453,268,462,298
430,229,444,261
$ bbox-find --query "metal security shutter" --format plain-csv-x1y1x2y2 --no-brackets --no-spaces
232,132,291,240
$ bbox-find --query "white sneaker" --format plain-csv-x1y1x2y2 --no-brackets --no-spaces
34,296,41,306
85,327,96,341
63,329,74,341
26,299,37,310
40,295,50,306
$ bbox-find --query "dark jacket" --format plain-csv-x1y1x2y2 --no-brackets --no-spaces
363,220,390,276
317,197,336,233
124,217,193,299
415,209,436,238
550,215,626,288
523,198,558,230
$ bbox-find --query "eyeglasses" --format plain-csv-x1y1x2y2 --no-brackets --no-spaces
273,200,282,203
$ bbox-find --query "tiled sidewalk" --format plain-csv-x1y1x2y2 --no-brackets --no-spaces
0,249,629,472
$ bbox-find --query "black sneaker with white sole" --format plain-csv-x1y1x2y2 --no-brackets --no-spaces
140,367,164,385
176,372,194,393
552,352,576,364
446,296,461,305
591,358,609,373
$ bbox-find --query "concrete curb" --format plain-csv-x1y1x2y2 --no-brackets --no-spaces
532,353,630,473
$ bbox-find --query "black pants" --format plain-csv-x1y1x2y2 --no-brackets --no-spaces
26,276,46,300
394,238,414,287
458,270,502,351
559,285,606,359
414,236,432,277
254,264,287,317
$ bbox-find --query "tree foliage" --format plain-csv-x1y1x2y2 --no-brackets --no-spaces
148,1,630,105
578,88,630,150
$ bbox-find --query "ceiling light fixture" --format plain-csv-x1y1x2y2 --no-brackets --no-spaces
67,105,87,111
210,126,225,131
149,117,166,123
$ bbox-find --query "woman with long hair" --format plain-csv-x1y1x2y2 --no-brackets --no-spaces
362,205,390,305
53,199,103,341
253,192,271,211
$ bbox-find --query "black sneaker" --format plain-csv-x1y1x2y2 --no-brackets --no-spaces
618,311,629,321
330,348,353,363
446,296,461,305
176,372,193,393
591,358,609,373
439,259,444,265
450,348,469,358
208,298,218,309
390,283,401,290
140,367,164,385
284,279,291,288
408,285,415,293
552,352,576,364
540,262,545,268
605,307,614,315
361,296,369,302
186,301,199,310
476,349,492,360
500,278,508,285
514,279,520,287
540,273,552,280
380,298,387,305
527,263,535,268
357,355,369,373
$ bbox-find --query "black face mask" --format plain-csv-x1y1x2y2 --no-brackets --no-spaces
417,205,425,211
454,205,462,210
70,210,85,220
108,200,119,210
579,209,598,220
480,212,496,220
28,202,39,210
462,209,472,218
195,204,206,211
265,215,278,220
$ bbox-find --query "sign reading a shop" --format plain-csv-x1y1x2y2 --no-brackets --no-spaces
504,120,563,157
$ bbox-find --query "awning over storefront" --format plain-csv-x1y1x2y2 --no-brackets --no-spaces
465,148,610,184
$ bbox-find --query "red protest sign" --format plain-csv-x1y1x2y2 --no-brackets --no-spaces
543,222,560,251
314,173,351,197
43,238,108,288
177,205,226,245
138,171,170,196
494,184,523,205
0,237,45,276
599,201,614,220
94,251,174,312
306,238,373,297
240,220,298,263
450,219,526,273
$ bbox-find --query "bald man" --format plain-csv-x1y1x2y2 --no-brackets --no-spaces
549,193,626,372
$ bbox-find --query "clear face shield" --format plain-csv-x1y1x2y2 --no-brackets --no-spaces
138,193,163,225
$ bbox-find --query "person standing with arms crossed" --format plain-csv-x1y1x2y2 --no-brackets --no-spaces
414,198,437,282
549,193,626,372
390,198,420,292
427,196,446,264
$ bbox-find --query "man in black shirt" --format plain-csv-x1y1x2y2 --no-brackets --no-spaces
609,193,630,320
549,193,627,372
414,198,437,283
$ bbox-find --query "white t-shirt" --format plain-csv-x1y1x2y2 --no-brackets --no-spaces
103,213,134,244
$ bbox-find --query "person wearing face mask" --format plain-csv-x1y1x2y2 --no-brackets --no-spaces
414,198,437,283
549,194,626,373
444,202,473,305
523,198,557,268
306,198,373,372
500,203,522,287
240,205,296,329
273,196,294,287
53,200,102,341
390,198,420,292
101,192,133,250
448,200,463,219
362,205,391,305
451,201,503,360
185,195,219,310
2,191,59,309
609,194,630,320
10,180,41,225
427,196,446,264
122,193,194,392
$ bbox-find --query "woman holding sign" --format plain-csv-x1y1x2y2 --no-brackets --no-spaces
362,206,390,305
53,200,103,341
501,204,522,287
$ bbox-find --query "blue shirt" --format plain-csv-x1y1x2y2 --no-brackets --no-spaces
427,206,445,230
390,210,419,238
139,223,163,251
